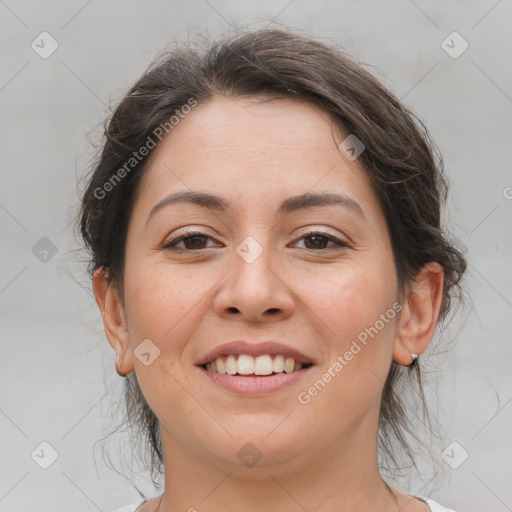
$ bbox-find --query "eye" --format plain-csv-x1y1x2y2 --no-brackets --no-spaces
292,232,350,251
162,231,220,251
161,230,350,253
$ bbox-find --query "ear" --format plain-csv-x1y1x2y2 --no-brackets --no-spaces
92,268,134,376
393,262,444,365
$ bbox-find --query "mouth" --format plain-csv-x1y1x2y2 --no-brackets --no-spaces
195,340,315,394
197,353,314,394
201,354,314,376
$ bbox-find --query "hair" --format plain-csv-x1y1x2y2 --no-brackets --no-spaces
79,25,467,488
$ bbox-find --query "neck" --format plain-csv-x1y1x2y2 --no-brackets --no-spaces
153,425,402,512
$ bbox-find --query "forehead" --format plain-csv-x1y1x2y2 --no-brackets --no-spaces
159,95,345,162
133,95,379,222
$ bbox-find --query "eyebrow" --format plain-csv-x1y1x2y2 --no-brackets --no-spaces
146,190,366,224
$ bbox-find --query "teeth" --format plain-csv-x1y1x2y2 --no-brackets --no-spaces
254,355,273,375
273,355,284,372
216,357,225,374
284,357,295,374
237,354,254,375
225,354,237,375
204,354,308,375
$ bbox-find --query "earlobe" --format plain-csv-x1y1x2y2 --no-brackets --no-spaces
392,262,444,366
92,268,134,376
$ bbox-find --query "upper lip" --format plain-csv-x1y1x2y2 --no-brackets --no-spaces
195,341,315,366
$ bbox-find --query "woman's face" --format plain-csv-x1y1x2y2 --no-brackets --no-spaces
117,96,402,470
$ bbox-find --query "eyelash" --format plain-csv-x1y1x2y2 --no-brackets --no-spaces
161,230,351,252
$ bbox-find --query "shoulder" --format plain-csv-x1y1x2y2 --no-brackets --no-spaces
420,496,457,512
108,502,145,512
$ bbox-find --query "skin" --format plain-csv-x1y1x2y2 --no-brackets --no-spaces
94,95,444,512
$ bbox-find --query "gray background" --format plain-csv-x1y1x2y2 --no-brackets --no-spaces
1,1,511,511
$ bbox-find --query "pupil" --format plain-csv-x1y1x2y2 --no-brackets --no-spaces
186,236,206,249
306,235,327,249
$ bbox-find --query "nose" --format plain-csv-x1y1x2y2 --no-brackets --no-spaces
213,239,295,323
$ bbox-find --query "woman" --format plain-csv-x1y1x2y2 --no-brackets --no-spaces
79,26,466,512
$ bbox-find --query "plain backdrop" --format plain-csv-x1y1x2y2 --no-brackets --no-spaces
1,1,511,511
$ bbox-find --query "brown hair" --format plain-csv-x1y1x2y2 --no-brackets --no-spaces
80,26,466,486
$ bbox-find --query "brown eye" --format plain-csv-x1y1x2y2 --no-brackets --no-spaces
163,232,219,251
293,232,350,251
180,235,209,250
303,234,330,250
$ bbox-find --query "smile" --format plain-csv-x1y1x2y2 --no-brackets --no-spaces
203,354,312,375
199,355,314,394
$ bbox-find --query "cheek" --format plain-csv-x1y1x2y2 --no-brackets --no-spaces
298,256,398,410
124,260,208,344
122,261,212,425
308,260,397,396
303,258,396,346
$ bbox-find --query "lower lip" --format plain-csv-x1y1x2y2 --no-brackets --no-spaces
198,366,312,394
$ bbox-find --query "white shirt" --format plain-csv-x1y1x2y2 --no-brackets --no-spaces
110,496,456,511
